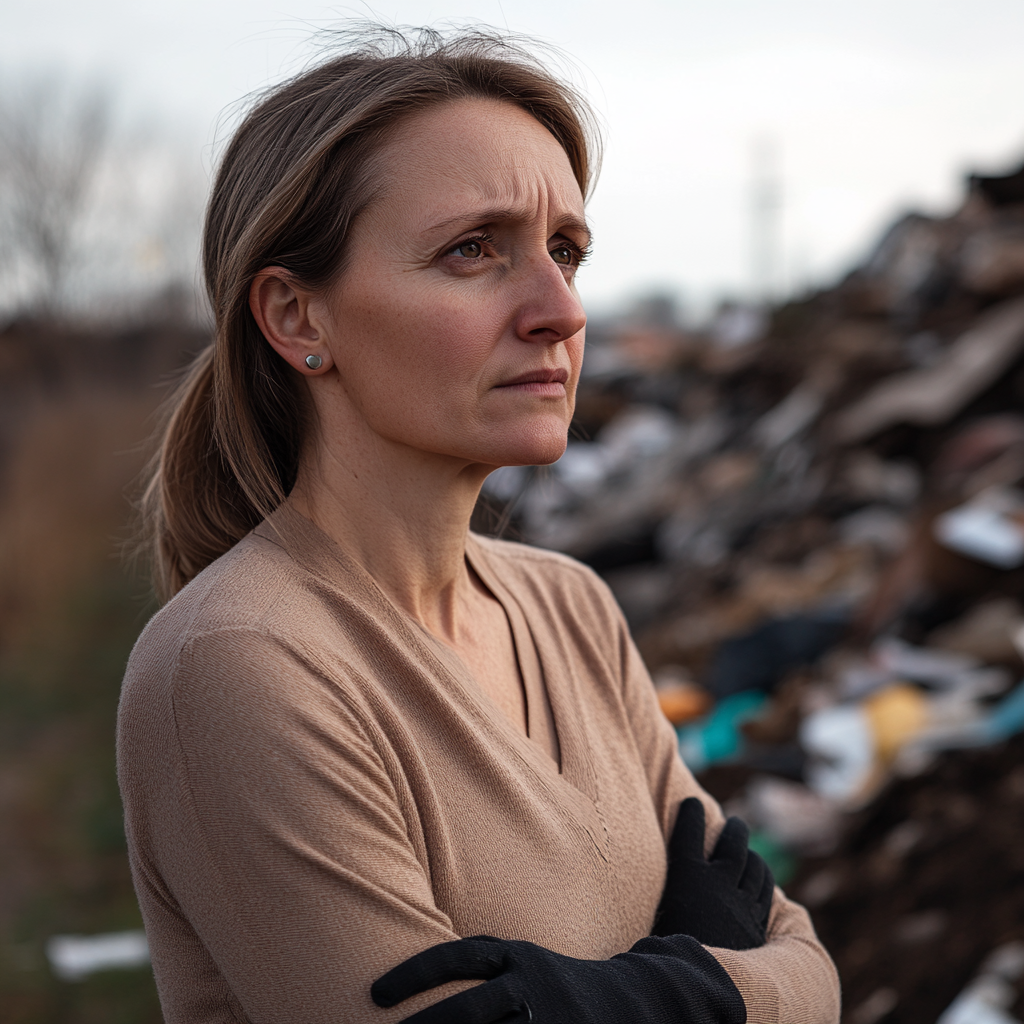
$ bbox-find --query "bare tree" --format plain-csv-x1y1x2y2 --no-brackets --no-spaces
0,76,111,315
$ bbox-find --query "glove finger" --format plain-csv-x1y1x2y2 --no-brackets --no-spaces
737,844,766,898
667,797,708,863
373,938,507,1008
756,860,776,925
710,816,750,884
395,977,524,1024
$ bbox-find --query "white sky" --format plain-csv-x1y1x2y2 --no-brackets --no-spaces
3,0,1024,316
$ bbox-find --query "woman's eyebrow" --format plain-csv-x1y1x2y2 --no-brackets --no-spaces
429,208,592,242
553,216,592,243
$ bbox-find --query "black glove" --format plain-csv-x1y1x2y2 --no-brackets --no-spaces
653,797,774,950
372,932,746,1024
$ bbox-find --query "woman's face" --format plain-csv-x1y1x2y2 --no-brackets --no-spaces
317,97,589,471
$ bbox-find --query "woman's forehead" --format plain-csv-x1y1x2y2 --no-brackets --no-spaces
373,97,585,226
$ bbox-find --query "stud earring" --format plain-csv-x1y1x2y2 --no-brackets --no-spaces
305,354,323,370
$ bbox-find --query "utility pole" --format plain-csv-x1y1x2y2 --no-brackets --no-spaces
750,136,783,304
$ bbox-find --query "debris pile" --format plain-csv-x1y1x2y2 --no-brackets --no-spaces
786,735,1024,1024
481,158,1024,1023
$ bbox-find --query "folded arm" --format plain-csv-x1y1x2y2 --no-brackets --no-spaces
120,628,475,1024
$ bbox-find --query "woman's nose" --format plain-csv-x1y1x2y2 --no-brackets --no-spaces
513,254,587,345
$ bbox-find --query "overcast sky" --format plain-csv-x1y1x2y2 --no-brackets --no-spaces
3,0,1024,315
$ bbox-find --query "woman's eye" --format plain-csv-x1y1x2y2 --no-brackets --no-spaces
453,240,484,259
550,245,576,266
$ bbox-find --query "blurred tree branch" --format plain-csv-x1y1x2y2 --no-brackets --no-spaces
0,76,111,316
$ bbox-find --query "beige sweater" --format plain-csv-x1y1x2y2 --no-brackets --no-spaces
117,505,840,1024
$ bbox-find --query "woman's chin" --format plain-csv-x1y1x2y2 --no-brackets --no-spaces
479,422,569,468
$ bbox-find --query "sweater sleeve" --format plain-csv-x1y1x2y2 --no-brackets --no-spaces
118,627,472,1024
613,606,842,1024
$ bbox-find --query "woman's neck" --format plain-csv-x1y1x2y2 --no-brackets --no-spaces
286,429,492,644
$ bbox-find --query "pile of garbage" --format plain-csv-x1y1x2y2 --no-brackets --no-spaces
482,158,1024,1023
786,732,1024,1024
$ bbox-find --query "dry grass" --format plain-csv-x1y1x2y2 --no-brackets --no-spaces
0,319,201,1022
0,390,156,646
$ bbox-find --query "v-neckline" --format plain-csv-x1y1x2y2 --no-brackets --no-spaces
462,541,562,774
463,536,609,860
257,506,610,860
260,503,610,831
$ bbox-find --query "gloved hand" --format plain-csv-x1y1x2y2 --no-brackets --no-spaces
653,797,774,949
372,932,746,1024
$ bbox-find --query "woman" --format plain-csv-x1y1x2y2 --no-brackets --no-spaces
117,27,840,1024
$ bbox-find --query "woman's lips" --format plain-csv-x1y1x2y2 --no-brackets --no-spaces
495,368,569,396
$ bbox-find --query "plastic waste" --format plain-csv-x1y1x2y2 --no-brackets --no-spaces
986,679,1024,740
862,684,930,761
936,942,1024,1024
928,598,1024,667
896,679,1024,762
801,703,875,802
653,668,713,726
46,930,150,981
801,684,930,802
707,612,849,700
676,691,767,772
935,490,1024,569
859,637,1011,700
741,775,842,856
747,829,797,887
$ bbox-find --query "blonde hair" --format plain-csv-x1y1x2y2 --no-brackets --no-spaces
141,26,599,599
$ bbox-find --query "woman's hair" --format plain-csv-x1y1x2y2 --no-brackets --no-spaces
141,25,600,600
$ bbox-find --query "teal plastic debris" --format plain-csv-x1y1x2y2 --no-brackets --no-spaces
677,691,767,772
985,679,1024,742
936,679,1024,750
747,830,797,888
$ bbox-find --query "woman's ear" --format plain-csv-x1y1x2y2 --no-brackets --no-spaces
249,269,333,374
